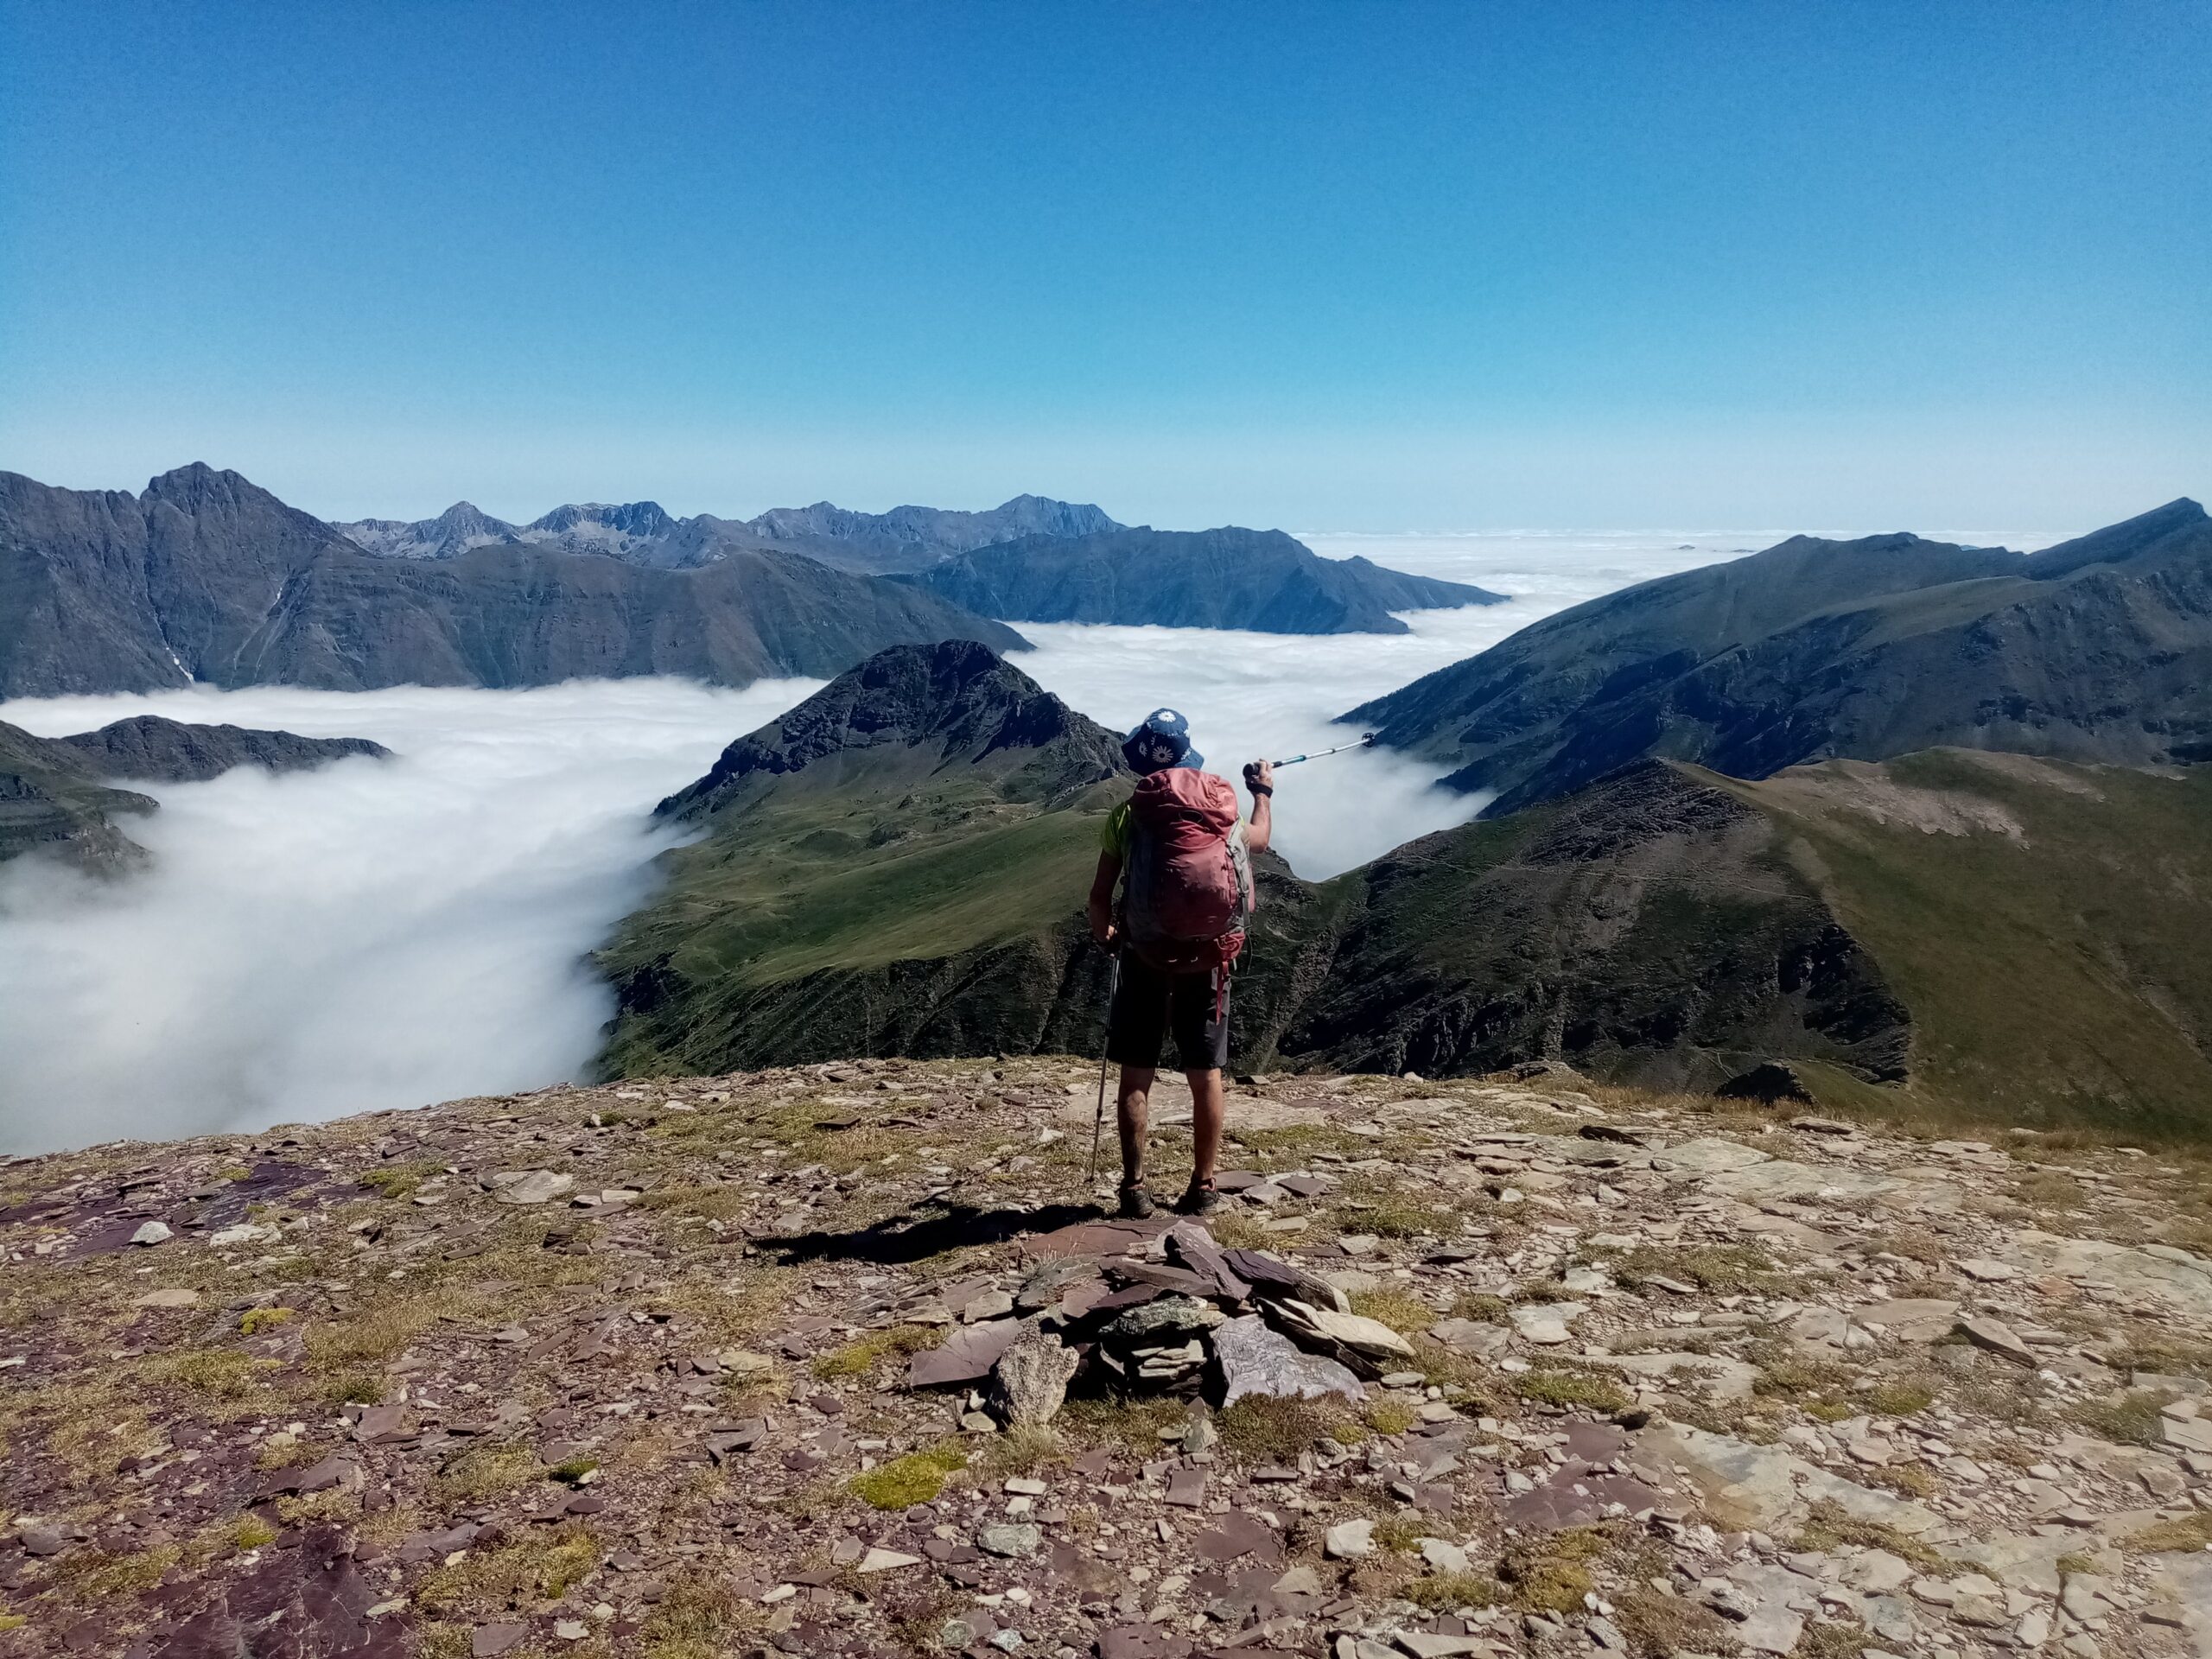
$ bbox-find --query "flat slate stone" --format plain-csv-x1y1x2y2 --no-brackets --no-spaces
908,1319,1025,1388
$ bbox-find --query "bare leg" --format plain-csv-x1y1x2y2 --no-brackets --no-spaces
1185,1068,1224,1188
1116,1065,1155,1189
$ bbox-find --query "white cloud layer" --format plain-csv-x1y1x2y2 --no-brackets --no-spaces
8,527,2053,1154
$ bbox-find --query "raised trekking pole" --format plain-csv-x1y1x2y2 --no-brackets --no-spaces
1268,732,1377,769
1087,950,1122,1196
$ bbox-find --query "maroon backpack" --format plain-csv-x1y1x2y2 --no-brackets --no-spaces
1119,769,1255,974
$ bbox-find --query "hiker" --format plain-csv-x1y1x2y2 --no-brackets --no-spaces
1087,708,1273,1219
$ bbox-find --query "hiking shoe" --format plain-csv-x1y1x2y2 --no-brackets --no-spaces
1116,1183,1155,1220
1174,1182,1225,1218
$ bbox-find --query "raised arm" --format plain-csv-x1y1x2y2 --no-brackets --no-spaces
1242,760,1274,855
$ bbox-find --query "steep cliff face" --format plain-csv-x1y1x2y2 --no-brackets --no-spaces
904,525,1504,633
0,466,1030,696
1347,499,2212,812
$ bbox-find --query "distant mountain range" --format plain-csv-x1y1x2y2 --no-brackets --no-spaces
0,715,386,869
0,464,1484,697
600,639,2212,1129
1346,498,2212,814
0,465,1029,697
338,493,1123,575
901,525,1504,634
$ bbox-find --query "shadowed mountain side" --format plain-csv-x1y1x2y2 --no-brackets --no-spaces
52,715,389,782
901,525,1505,634
1234,761,1910,1091
1346,499,2212,814
0,465,1029,696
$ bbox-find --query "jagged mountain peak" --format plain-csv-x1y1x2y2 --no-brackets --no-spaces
657,639,1122,821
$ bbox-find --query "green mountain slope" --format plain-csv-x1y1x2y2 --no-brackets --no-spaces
1712,751,2212,1134
597,641,1129,1074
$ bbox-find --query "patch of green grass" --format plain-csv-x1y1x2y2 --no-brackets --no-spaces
1215,1395,1357,1459
1863,1378,1938,1417
1360,1398,1421,1436
1515,1368,1630,1414
1498,1526,1609,1613
433,1443,540,1507
1057,1395,1191,1452
2072,1389,2178,1448
978,1425,1065,1478
1612,1588,1742,1658
232,1515,278,1549
1449,1293,1509,1322
1348,1287,1438,1334
416,1527,601,1614
1792,1499,1948,1570
1330,1197,1446,1241
149,1349,270,1402
812,1324,936,1380
635,1566,757,1659
549,1457,600,1484
2123,1510,2212,1553
1406,1572,1500,1612
849,1444,968,1510
359,1161,443,1200
1614,1243,1777,1294
238,1306,296,1336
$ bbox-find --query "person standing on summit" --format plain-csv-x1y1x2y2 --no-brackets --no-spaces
1086,709,1274,1220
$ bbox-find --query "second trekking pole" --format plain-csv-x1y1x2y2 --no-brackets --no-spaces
1087,950,1122,1195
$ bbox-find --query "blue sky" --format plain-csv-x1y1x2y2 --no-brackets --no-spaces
2,2,2205,531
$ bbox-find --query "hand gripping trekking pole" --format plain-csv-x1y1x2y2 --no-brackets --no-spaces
1087,949,1122,1193
1268,732,1376,768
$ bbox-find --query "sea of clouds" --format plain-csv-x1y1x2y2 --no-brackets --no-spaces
0,529,1915,1152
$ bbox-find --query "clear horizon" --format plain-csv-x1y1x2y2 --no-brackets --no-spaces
3,3,2206,531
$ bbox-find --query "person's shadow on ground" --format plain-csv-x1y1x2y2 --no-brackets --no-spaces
753,1199,1106,1267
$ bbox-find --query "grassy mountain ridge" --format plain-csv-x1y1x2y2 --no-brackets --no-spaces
597,641,1128,1074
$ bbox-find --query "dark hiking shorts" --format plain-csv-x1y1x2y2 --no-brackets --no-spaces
1106,952,1230,1073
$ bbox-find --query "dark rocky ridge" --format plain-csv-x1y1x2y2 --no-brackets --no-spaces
0,721,156,872
53,715,389,782
1345,499,2212,813
0,465,1030,697
658,639,1123,821
0,715,389,869
903,524,1505,634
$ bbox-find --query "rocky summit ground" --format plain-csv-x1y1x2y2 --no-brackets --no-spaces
6,1065,2212,1659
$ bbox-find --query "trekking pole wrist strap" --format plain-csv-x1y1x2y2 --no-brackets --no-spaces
1248,784,1272,797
